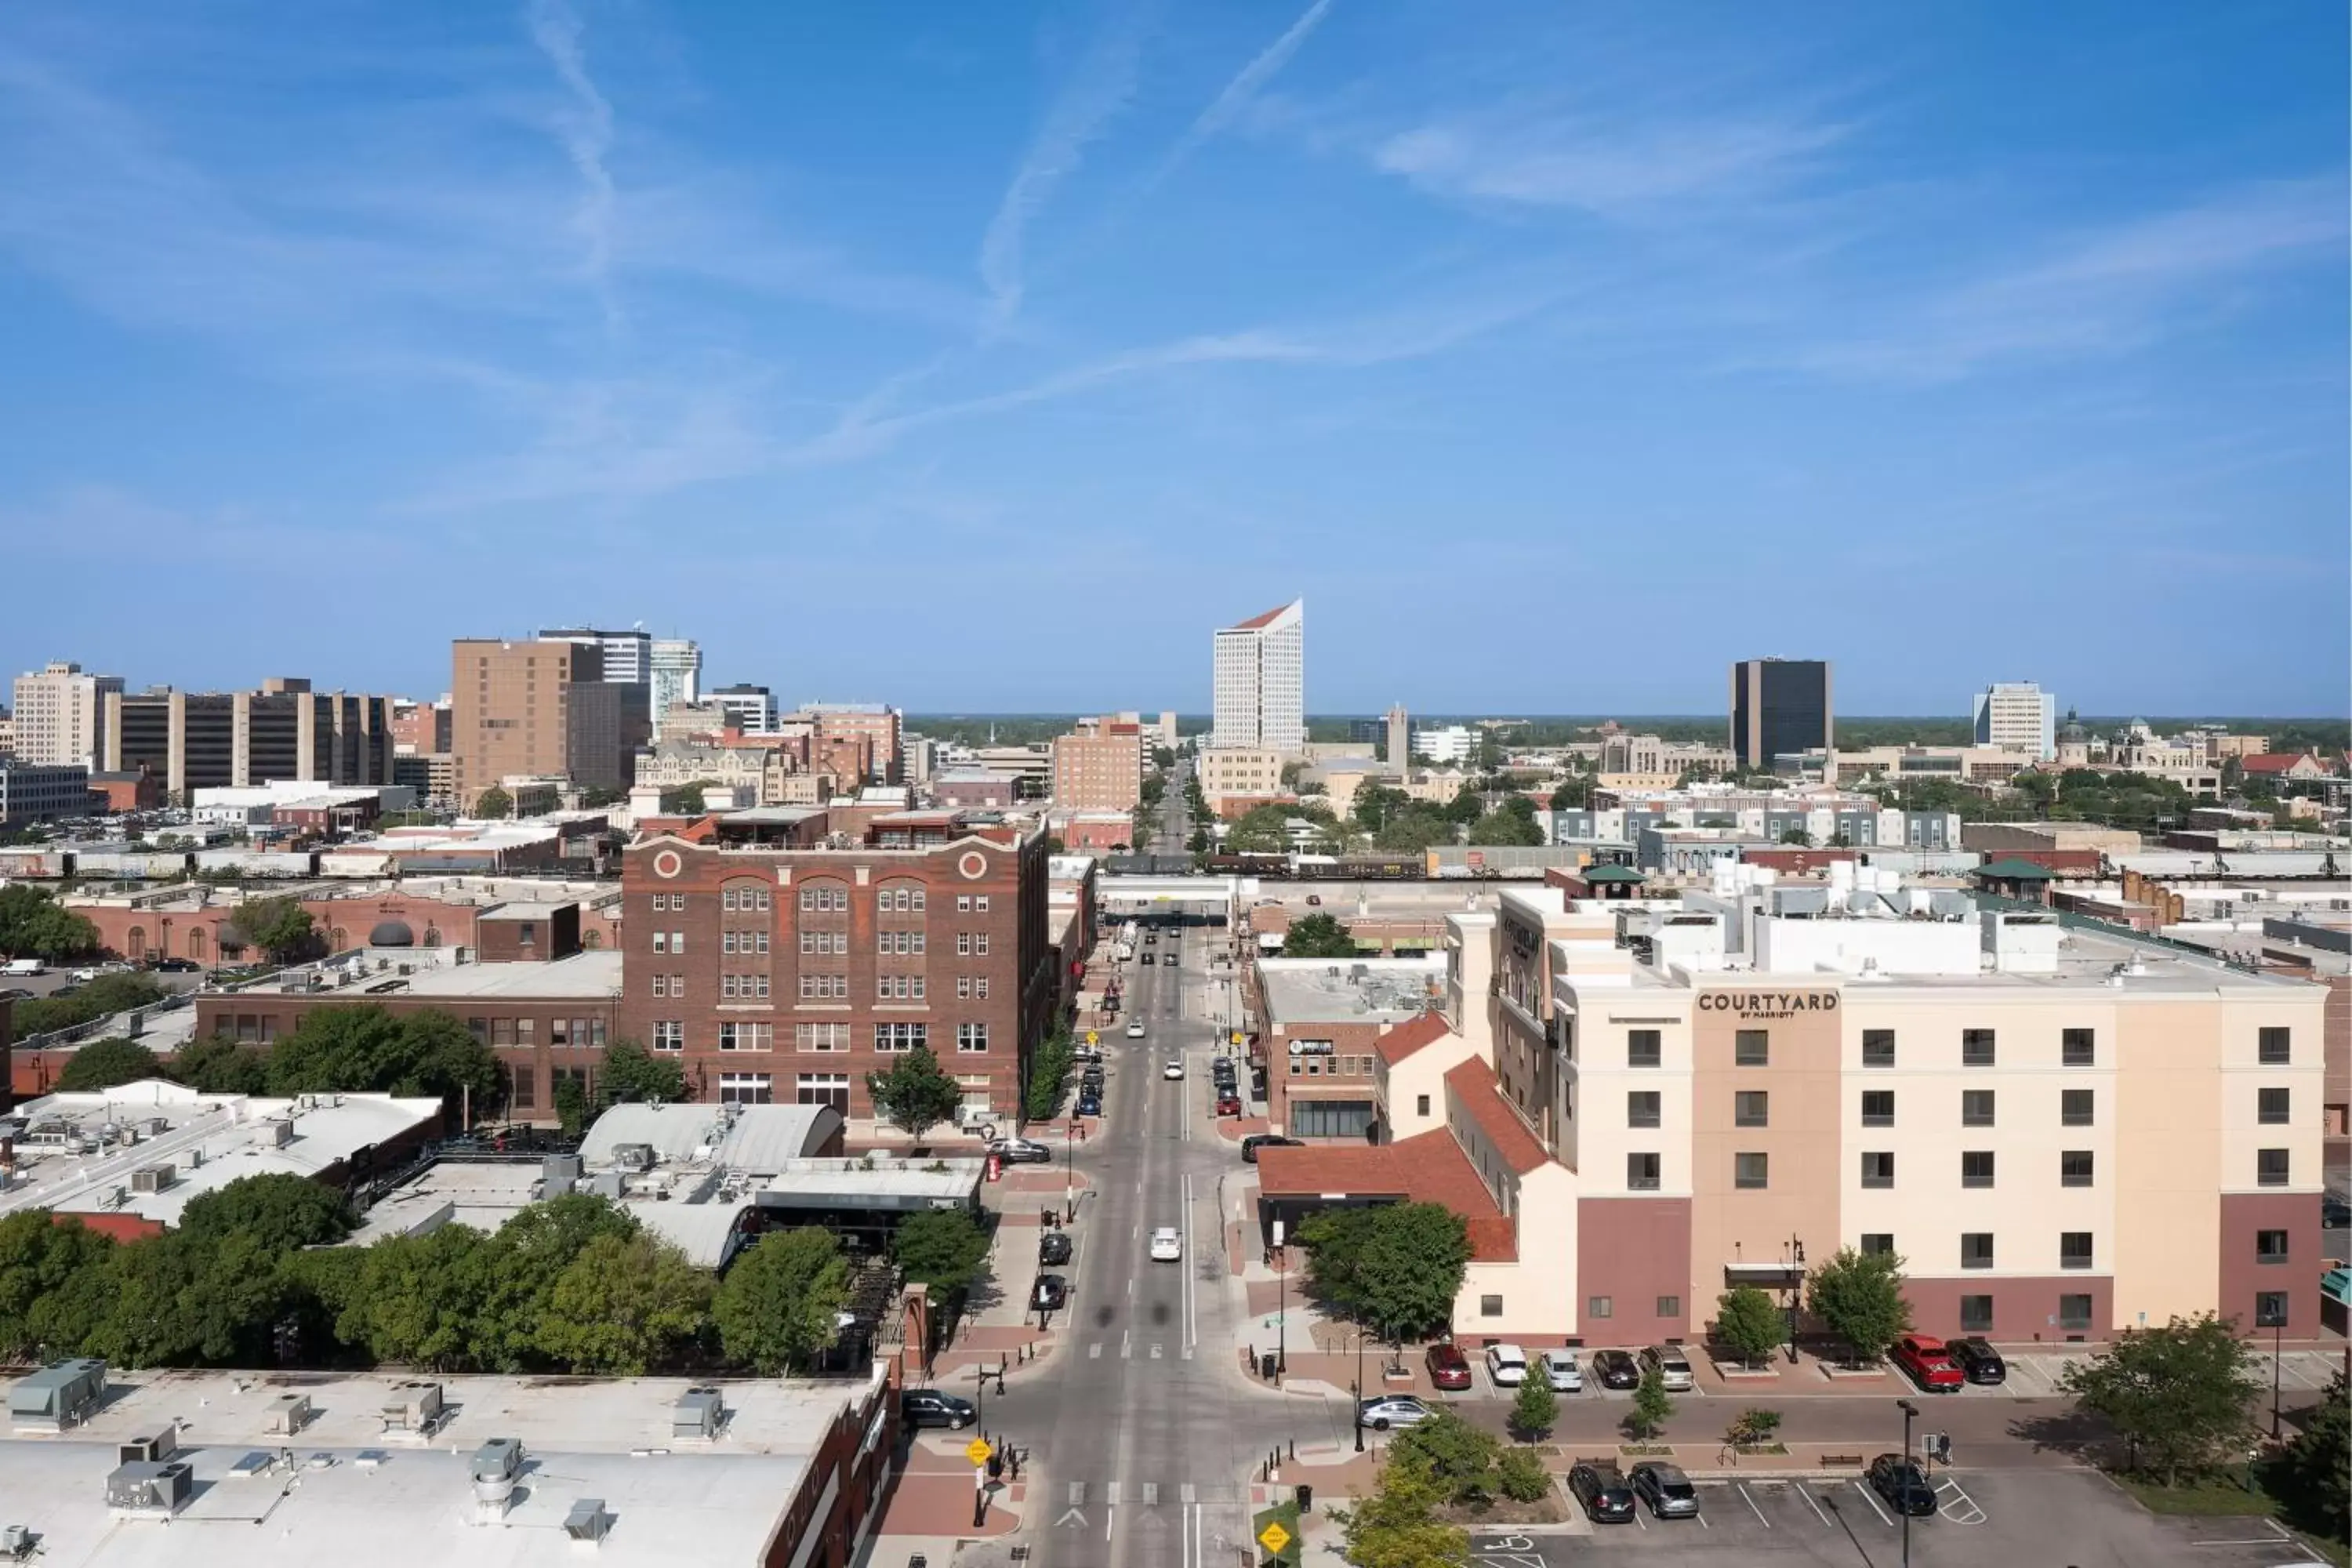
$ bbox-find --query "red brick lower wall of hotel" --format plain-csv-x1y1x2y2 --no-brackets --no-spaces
1577,1196,1693,1348
2219,1191,2321,1336
1903,1274,2114,1343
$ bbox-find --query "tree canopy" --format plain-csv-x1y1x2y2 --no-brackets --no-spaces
1713,1284,1786,1369
891,1208,991,1298
538,1231,713,1374
714,1226,850,1375
1299,1202,1469,1346
1280,913,1361,959
229,896,323,963
1806,1246,1914,1367
179,1173,354,1253
1467,806,1544,846
0,884,99,960
2274,1368,2348,1541
473,785,514,819
600,1039,688,1105
10,971,165,1037
263,1004,502,1116
866,1047,964,1142
173,1033,271,1094
1334,1450,1470,1568
56,1037,165,1093
2058,1312,2262,1486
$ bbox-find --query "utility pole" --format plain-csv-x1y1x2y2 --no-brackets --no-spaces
1897,1399,1918,1568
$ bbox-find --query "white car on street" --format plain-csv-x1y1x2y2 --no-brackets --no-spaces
1125,1021,1147,1039
1149,1226,1182,1261
1162,1058,1185,1080
1539,1348,1584,1392
1486,1344,1529,1387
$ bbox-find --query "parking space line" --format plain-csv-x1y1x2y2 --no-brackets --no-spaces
1935,1475,1987,1525
1851,1480,1894,1528
1797,1486,1832,1527
1737,1484,1770,1528
1632,1505,1646,1530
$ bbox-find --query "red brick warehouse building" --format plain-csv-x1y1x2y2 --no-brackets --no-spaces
619,808,1058,1125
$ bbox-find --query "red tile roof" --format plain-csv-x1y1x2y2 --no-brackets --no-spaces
1255,1130,1516,1261
1227,602,1293,631
2241,753,2319,775
1374,1009,1456,1066
1443,1057,1551,1175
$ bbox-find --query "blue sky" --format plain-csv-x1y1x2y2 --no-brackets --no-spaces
1,0,2344,717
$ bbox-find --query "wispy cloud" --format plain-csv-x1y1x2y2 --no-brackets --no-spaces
524,0,621,328
978,2,1151,334
1152,0,1334,184
1374,111,1847,215
1792,177,2347,381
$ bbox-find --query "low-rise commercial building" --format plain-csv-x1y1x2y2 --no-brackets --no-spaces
0,762,93,827
1253,956,1445,1140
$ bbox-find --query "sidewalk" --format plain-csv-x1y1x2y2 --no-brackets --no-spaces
855,1436,1029,1568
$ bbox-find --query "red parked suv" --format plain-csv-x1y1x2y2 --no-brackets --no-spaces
1425,1341,1473,1390
1890,1334,1965,1392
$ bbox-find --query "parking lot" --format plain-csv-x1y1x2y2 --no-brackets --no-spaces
1545,1467,2328,1566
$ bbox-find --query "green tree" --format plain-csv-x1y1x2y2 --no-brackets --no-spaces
659,780,713,815
892,1208,991,1298
1352,784,1412,833
1713,1285,1787,1369
0,884,100,960
1443,786,1486,824
1496,1446,1551,1503
1305,1203,1473,1349
554,1076,590,1138
1806,1247,1913,1367
1508,1375,1558,1440
1389,1406,1500,1504
1628,1366,1675,1440
2274,1368,2349,1541
172,1033,270,1094
1025,1027,1076,1121
263,1005,499,1118
866,1047,964,1142
2057,1312,2262,1485
1333,1454,1469,1568
179,1173,354,1253
472,1196,641,1370
1298,1206,1378,1319
1281,912,1360,958
473,785,513,819
1468,808,1544,847
1372,809,1455,854
0,1210,115,1360
12,972,166,1036
56,1037,164,1092
538,1231,713,1374
1778,827,1813,847
1549,779,1591,811
715,1226,851,1375
230,895,322,963
600,1039,688,1105
342,1224,506,1370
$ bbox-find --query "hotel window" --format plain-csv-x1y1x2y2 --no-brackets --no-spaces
1587,1296,1613,1319
2256,1149,2289,1187
550,1016,570,1047
956,933,972,956
1860,1152,1894,1189
669,930,684,953
492,1017,516,1047
2060,1232,2093,1271
1734,1152,1769,1190
1734,1029,1769,1067
516,1018,535,1046
973,933,989,956
1416,1094,1431,1116
506,1062,537,1110
718,1073,774,1105
875,1022,928,1053
799,973,848,1000
2058,1294,2093,1330
1958,1295,1994,1334
1626,1152,1661,1192
1962,1089,1995,1127
1962,1028,1996,1066
753,931,769,954
2062,1027,2096,1067
957,1023,989,1053
652,1021,684,1052
652,931,668,954
975,896,989,912
956,895,971,912
2258,1026,2291,1065
1657,1295,1681,1319
1861,1029,1895,1068
1628,1029,1662,1069
1960,1232,1994,1270
956,977,971,999
1860,1232,1894,1257
1962,1151,1995,1188
795,1073,849,1112
2256,1229,2289,1265
650,975,669,999
2061,1150,2094,1188
718,1022,772,1051
2258,1087,2290,1125
1482,1295,1504,1318
1627,1091,1661,1129
795,1022,848,1052
2063,1087,2094,1126
1735,1091,1769,1128
1861,1090,1894,1127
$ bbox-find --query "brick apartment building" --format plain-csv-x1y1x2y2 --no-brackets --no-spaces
1051,715,1145,812
619,809,1056,1123
451,638,649,804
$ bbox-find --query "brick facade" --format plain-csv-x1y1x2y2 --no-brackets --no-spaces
619,822,1054,1124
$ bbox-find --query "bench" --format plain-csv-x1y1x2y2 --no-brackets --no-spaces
1821,1454,1866,1468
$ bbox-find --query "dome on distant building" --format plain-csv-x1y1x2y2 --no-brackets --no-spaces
368,920,416,947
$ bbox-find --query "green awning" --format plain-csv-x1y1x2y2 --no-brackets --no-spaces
1974,857,2058,880
1581,864,1646,884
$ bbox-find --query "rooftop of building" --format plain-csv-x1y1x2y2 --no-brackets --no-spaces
0,1083,442,1228
1255,953,1446,1025
1373,1011,1457,1066
1256,1128,1514,1261
223,947,623,1003
0,1364,882,1568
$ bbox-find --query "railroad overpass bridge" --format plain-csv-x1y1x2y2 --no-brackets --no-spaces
1096,873,1247,924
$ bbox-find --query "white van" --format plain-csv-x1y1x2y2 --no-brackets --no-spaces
3,958,45,977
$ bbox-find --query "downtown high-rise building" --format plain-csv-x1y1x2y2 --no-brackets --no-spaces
451,639,648,802
649,639,702,720
1729,657,1832,771
537,625,652,686
10,661,123,769
1973,681,2057,760
1210,600,1304,754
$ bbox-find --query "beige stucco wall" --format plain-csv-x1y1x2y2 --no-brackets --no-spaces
1453,1163,1579,1339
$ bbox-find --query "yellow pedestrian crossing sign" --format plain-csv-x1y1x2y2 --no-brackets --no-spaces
965,1437,993,1466
1257,1520,1292,1556
1231,1031,1243,1046
1086,1030,1098,1045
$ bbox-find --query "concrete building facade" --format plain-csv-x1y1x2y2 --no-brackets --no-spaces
1973,681,2058,760
100,679,394,799
1211,600,1305,754
1051,716,1145,812
452,639,650,804
0,762,93,827
10,661,122,769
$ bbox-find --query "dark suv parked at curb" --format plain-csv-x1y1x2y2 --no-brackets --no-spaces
1567,1462,1636,1523
900,1389,976,1429
1945,1337,2005,1385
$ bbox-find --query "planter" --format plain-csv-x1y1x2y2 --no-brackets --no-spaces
1818,1360,1889,1380
1381,1368,1417,1386
1731,1443,1790,1457
1619,1443,1673,1457
1713,1361,1780,1380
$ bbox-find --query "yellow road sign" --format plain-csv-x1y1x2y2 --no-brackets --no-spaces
1086,1031,1098,1045
965,1438,993,1466
1231,1032,1243,1046
1257,1520,1293,1556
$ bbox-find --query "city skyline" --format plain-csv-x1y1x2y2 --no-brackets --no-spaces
0,2,2341,712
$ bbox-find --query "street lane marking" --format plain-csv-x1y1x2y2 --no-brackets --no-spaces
1107,1482,1120,1504
1180,1483,1196,1504
1122,1330,1131,1358
1089,1343,1102,1359
1143,1482,1159,1506
1851,1479,1894,1527
1797,1486,1832,1526
1151,1343,1163,1359
1738,1484,1770,1527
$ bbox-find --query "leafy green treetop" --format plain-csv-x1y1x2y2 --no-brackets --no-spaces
600,1039,688,1105
866,1047,965,1141
714,1226,851,1375
1281,912,1360,958
56,1038,164,1093
1805,1245,1915,1368
537,1231,713,1374
2057,1312,2263,1486
1713,1284,1786,1369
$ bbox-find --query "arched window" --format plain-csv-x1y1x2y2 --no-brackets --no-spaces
127,926,147,959
332,927,348,951
797,878,850,915
423,926,443,948
876,878,927,916
721,877,772,914
583,929,603,949
187,927,207,960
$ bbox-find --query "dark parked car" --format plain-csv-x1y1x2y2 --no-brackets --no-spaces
1629,1462,1700,1519
1141,953,1156,965
1945,1337,2006,1385
1077,1093,1102,1117
991,1138,1054,1163
1031,1274,1069,1312
1038,1231,1073,1266
899,1389,977,1429
1867,1454,1938,1516
1592,1349,1641,1390
1240,1134,1303,1163
1425,1341,1472,1391
1567,1462,1637,1523
151,957,201,973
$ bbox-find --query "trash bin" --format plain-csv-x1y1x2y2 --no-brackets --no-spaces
1260,1352,1278,1380
1042,1207,1058,1227
1297,1483,1313,1514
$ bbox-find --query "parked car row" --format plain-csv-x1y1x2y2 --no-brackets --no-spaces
1378,1341,1691,1405
1892,1333,2005,1390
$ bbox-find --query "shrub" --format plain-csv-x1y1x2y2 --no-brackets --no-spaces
1497,1446,1551,1503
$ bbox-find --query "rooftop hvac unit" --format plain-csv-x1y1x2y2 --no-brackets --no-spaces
116,1428,177,1466
543,1153,583,1190
263,1393,312,1434
670,1387,723,1439
470,1438,524,1489
561,1498,613,1544
105,1460,193,1515
263,1120,295,1149
380,1381,443,1432
612,1142,655,1173
129,1163,174,1195
2,1525,35,1558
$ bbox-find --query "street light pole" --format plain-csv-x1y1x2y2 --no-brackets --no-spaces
1274,1219,1288,1384
1353,1327,1367,1453
1897,1398,1918,1568
2270,1311,2285,1440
